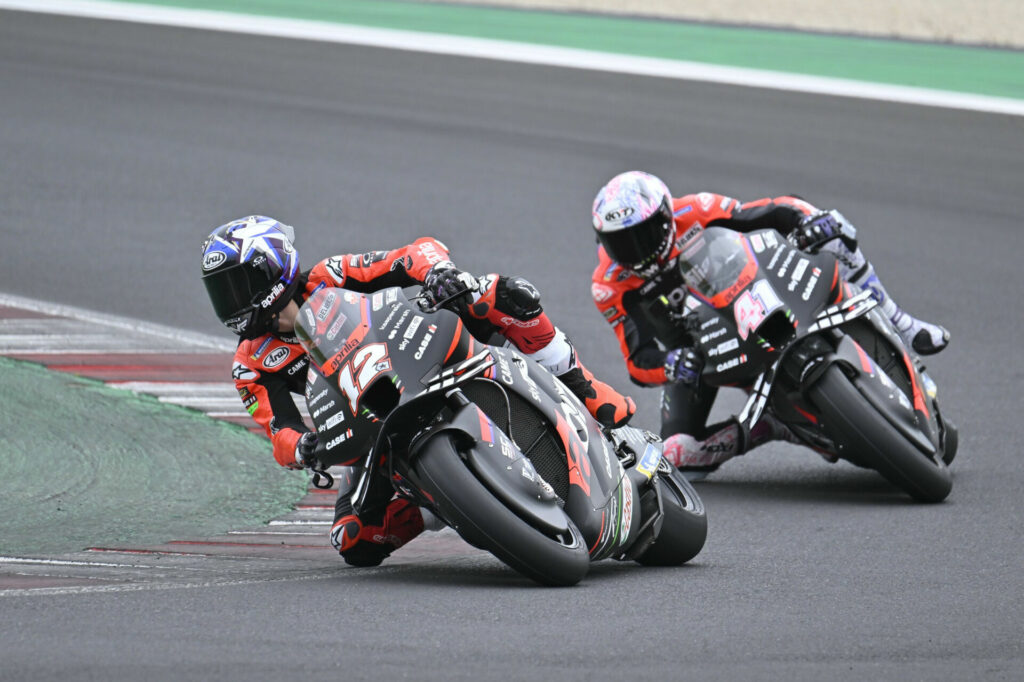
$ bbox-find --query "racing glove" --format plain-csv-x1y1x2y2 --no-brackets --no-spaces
293,432,323,470
422,261,478,314
664,347,703,386
791,209,858,252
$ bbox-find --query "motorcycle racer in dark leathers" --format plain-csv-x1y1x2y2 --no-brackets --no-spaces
201,215,635,566
589,171,949,479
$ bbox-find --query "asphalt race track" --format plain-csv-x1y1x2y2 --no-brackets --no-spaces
2,9,1023,681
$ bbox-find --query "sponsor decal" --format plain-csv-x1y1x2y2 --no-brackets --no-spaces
696,192,715,212
675,223,702,249
232,361,258,382
497,355,514,384
260,282,286,309
385,288,398,304
700,317,719,330
417,241,446,265
602,307,620,321
360,251,388,267
788,258,810,292
719,196,734,210
343,291,360,305
251,337,273,360
302,306,316,331
388,309,411,340
325,429,354,450
498,315,542,329
325,411,345,430
317,292,337,321
777,250,796,278
307,388,328,406
619,481,634,539
263,346,291,369
750,234,765,253
767,246,785,270
604,206,634,222
414,324,438,360
202,250,226,271
312,400,336,419
707,338,740,357
287,357,308,375
325,257,345,283
700,328,726,344
636,443,662,479
602,262,618,282
591,283,615,304
403,316,424,340
371,292,384,311
244,396,258,415
326,314,347,341
802,269,821,300
715,354,748,373
764,231,778,248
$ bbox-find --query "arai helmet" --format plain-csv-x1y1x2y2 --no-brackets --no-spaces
200,215,299,339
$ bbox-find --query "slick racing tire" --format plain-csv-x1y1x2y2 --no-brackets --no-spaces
635,466,708,567
414,434,590,587
808,364,952,503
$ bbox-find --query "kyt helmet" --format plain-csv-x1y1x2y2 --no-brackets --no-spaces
592,171,674,275
200,215,300,339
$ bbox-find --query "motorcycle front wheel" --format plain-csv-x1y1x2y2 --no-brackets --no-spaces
634,466,708,567
808,364,952,503
413,433,590,586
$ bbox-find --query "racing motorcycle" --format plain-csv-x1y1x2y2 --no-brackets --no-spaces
294,285,707,586
661,226,956,502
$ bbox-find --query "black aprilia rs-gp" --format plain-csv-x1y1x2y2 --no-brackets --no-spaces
295,286,707,585
675,227,956,502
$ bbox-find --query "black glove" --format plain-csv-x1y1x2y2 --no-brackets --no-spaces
423,261,477,313
664,347,703,385
294,432,322,470
791,209,858,252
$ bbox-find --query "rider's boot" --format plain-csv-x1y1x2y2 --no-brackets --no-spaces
821,240,949,355
524,326,636,429
556,358,637,429
663,414,799,481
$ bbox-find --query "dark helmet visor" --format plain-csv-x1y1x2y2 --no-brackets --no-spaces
598,200,673,268
202,260,281,322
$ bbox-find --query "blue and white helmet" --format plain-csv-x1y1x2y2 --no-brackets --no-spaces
200,215,300,338
592,171,674,273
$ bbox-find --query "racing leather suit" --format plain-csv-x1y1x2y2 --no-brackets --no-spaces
591,192,819,448
233,237,630,565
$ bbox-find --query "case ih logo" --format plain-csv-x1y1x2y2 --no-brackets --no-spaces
263,347,291,369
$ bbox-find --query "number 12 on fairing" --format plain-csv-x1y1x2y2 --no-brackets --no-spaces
337,343,392,414
734,280,783,340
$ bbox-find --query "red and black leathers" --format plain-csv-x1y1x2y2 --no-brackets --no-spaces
591,192,819,438
232,237,609,565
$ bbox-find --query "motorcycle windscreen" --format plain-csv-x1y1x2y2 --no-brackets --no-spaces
294,287,366,374
678,227,758,308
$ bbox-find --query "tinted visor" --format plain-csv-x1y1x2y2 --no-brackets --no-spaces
202,259,281,323
598,201,673,268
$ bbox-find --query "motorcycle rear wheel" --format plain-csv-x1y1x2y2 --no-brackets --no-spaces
634,467,708,566
414,433,590,586
809,364,952,503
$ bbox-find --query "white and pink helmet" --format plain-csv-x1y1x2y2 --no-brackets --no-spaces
592,171,674,273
